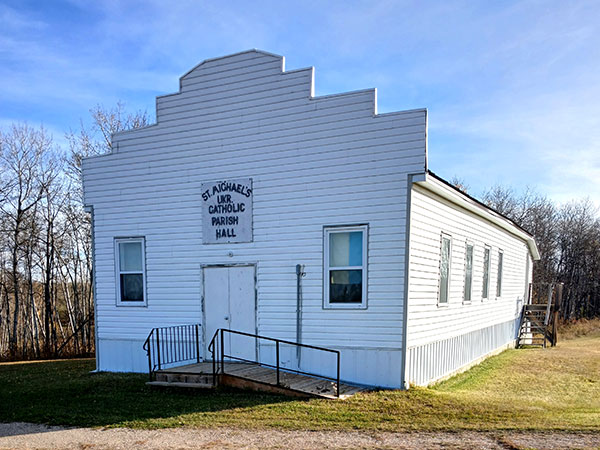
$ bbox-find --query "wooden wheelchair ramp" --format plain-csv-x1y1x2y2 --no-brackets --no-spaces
147,362,366,399
144,326,366,399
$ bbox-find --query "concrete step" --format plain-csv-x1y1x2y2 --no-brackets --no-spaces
155,373,213,384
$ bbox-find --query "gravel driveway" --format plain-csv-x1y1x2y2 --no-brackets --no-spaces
1,423,599,449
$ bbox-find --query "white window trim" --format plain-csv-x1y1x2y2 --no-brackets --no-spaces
114,237,147,307
496,249,504,299
463,241,474,304
437,233,452,307
323,225,368,309
482,244,491,301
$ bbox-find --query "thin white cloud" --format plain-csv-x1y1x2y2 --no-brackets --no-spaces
0,3,47,31
1,0,599,209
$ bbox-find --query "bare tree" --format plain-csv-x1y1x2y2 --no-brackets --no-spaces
483,185,600,319
556,199,600,319
0,124,54,357
58,102,149,356
450,176,470,194
66,102,149,181
0,103,148,361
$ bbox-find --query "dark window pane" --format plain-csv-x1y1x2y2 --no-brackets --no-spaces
329,269,362,303
120,273,144,302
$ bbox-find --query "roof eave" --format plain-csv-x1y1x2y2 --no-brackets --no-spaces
415,174,541,261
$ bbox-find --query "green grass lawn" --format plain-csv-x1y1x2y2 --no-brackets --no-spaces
1,332,598,432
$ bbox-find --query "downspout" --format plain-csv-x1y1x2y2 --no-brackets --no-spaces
296,264,305,368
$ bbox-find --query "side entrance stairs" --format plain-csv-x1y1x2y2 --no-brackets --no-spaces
516,283,561,348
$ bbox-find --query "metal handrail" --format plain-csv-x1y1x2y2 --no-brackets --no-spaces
209,328,341,397
143,323,202,381
208,329,220,386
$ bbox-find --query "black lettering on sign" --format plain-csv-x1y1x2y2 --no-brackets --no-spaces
202,178,252,244
208,203,246,214
211,216,239,226
216,228,237,240
217,194,232,204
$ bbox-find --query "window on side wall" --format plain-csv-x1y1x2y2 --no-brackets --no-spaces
115,237,146,306
324,225,367,309
439,234,451,305
464,242,473,303
482,246,491,300
496,250,503,298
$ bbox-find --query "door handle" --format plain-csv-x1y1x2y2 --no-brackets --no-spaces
224,316,229,321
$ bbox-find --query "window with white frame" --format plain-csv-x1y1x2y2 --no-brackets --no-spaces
464,243,473,302
115,237,146,305
439,234,451,304
324,225,367,308
496,250,503,297
482,245,491,299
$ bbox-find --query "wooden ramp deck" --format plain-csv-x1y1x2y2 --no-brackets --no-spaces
147,362,367,399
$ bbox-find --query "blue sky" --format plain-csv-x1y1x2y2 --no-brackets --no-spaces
1,0,599,204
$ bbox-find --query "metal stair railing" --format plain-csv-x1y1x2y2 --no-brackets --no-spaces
518,306,547,347
517,281,559,349
209,328,341,397
143,323,202,381
517,305,557,348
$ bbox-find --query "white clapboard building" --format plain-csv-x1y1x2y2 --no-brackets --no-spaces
82,50,539,389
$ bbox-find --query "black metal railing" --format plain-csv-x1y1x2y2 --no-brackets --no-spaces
143,323,201,381
209,328,341,397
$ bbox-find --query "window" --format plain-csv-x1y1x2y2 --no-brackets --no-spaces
115,237,146,305
482,246,491,299
439,234,451,304
496,250,503,297
464,243,473,302
324,225,367,308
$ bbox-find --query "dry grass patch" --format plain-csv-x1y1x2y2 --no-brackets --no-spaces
1,332,599,432
558,317,600,340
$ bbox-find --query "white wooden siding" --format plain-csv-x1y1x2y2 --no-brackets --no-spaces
82,50,427,382
405,183,531,383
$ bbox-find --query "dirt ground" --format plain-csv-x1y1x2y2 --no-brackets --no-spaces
0,423,599,450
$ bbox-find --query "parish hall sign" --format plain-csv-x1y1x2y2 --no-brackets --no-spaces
201,178,253,244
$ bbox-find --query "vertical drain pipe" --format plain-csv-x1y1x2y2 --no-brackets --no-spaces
296,264,305,368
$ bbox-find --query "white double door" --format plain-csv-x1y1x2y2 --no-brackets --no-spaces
203,265,256,362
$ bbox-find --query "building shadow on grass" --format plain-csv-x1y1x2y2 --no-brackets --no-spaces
0,359,305,432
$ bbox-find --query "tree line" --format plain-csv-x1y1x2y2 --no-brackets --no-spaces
0,104,148,360
482,186,600,320
0,105,597,361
